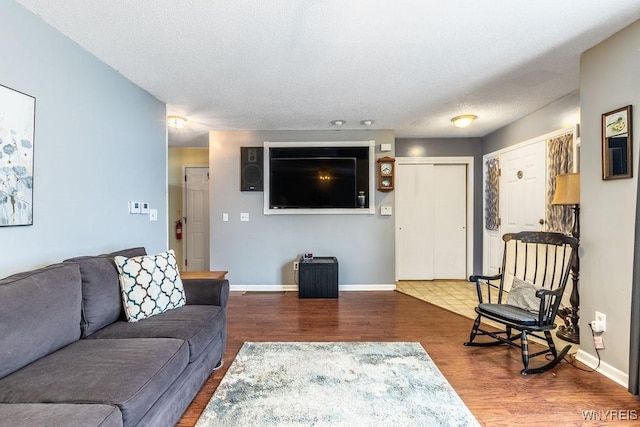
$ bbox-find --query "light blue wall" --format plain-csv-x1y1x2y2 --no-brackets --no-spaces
482,92,580,155
580,19,640,375
0,1,168,277
209,130,395,287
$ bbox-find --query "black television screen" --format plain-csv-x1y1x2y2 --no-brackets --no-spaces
268,146,369,209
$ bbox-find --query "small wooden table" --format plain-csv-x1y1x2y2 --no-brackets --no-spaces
180,271,228,280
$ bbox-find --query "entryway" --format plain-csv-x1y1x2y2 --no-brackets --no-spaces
395,157,473,281
183,166,210,271
484,140,547,276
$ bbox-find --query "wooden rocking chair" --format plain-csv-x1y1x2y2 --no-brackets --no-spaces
464,231,578,375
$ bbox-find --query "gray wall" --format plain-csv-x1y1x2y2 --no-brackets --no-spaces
395,137,483,272
483,92,580,155
579,19,640,374
209,130,395,287
0,1,168,277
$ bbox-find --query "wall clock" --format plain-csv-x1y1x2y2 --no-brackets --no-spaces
377,156,395,192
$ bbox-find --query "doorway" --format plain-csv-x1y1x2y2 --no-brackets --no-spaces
183,166,210,271
395,157,473,280
484,140,547,276
482,126,577,277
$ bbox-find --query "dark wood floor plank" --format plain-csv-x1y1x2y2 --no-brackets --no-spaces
178,291,640,426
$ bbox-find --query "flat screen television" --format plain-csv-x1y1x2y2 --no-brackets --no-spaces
265,143,374,213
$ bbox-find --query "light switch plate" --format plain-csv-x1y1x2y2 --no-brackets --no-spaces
380,206,392,216
141,202,150,214
149,209,158,221
223,213,229,222
129,201,141,214
240,212,249,222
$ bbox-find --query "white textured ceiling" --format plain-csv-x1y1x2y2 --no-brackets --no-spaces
14,0,640,146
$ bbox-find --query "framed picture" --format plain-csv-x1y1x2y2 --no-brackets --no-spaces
0,84,35,226
602,105,632,180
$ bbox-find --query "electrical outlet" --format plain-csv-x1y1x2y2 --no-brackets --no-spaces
594,336,605,349
595,311,607,332
293,262,299,271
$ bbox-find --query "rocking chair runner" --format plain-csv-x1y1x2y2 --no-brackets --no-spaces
464,231,578,375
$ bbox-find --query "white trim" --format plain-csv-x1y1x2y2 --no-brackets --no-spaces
263,140,376,215
394,156,474,279
341,284,396,291
229,284,396,292
230,284,299,292
575,349,629,388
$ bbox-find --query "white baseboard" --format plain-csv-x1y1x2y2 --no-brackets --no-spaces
229,284,396,292
575,349,628,388
340,284,396,291
230,284,298,292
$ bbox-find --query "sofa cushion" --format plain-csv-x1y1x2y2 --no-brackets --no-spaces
0,403,122,427
0,263,82,379
114,250,186,322
65,247,146,337
0,338,188,427
87,305,225,362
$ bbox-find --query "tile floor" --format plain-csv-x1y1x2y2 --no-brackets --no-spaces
396,280,479,320
395,280,579,351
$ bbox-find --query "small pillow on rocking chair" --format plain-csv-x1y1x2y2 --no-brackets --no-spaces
506,277,541,313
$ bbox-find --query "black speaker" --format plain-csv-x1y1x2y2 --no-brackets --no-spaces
240,147,264,191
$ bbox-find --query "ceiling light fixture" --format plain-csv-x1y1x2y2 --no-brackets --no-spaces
451,115,477,128
167,115,188,129
361,120,374,126
330,120,346,126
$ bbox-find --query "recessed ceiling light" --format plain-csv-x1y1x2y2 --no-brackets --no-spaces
361,120,374,126
331,120,346,126
451,115,477,128
167,115,188,129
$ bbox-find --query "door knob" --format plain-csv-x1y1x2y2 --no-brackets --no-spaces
539,219,544,225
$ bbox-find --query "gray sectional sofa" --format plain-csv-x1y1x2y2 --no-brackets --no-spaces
0,247,228,427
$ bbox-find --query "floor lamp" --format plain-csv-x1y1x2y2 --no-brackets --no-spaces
552,173,580,344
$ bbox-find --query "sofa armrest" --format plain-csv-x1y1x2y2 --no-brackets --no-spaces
183,278,229,308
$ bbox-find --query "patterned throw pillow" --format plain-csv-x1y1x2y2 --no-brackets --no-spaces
506,277,541,313
114,250,186,322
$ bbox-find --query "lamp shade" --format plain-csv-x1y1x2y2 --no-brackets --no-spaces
552,173,580,205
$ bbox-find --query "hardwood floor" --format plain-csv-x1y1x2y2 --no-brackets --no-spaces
179,291,639,426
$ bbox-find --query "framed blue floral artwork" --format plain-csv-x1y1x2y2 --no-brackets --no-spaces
0,84,35,226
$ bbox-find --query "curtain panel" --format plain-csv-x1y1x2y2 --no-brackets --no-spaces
485,158,499,230
546,133,574,234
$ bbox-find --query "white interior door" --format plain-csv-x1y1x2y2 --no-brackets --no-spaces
396,162,468,280
502,142,546,290
433,164,467,279
500,141,546,235
184,167,210,271
396,163,435,280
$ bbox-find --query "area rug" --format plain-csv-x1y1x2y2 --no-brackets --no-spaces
196,342,479,427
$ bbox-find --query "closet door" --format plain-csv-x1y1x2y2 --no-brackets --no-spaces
396,163,435,280
396,162,467,280
433,164,467,279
